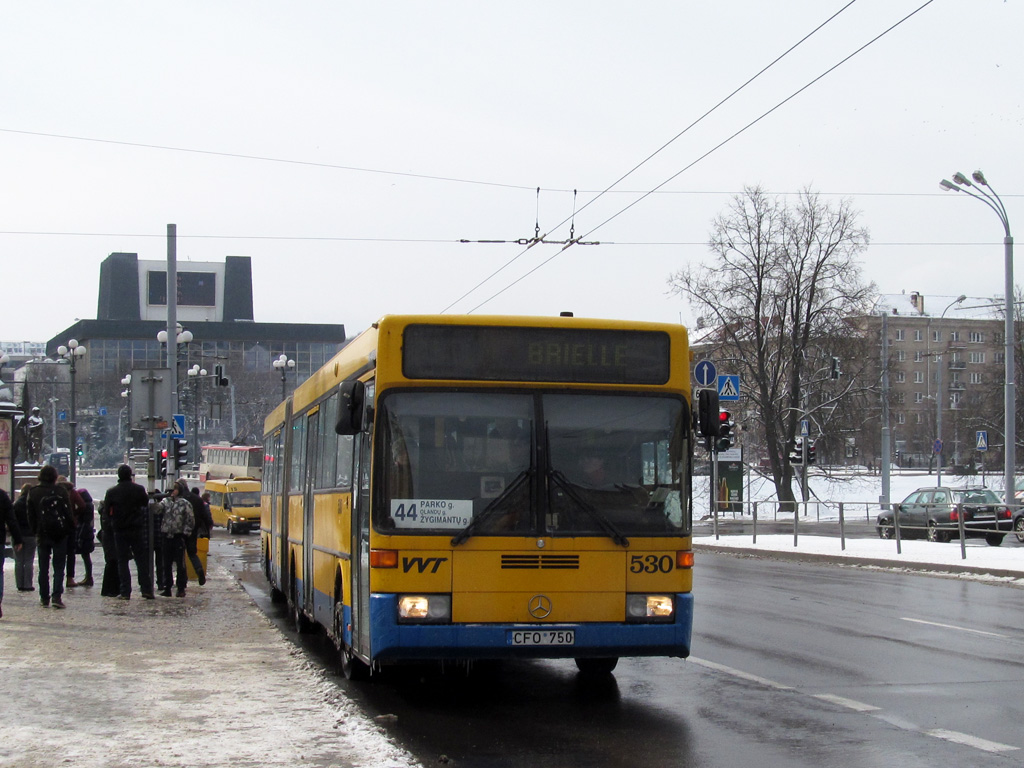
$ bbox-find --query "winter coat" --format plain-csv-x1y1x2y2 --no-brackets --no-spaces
102,479,150,532
160,495,195,537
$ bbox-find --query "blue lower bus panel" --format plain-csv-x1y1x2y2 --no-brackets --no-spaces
368,593,693,662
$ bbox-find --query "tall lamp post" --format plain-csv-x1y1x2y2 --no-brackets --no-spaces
120,373,132,450
935,295,967,488
187,363,207,468
940,171,1015,504
273,354,295,402
56,339,87,484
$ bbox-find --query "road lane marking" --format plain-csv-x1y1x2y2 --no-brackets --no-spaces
812,694,880,712
687,657,794,690
901,617,1008,638
925,729,1019,754
690,658,1020,754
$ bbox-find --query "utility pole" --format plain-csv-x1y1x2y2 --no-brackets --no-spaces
880,311,891,508
166,224,178,486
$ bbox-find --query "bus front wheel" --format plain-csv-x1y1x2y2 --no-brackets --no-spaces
341,647,371,680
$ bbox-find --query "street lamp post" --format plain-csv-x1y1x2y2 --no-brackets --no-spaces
273,354,295,402
120,374,132,450
187,364,207,467
940,171,1015,504
57,339,87,484
935,295,967,488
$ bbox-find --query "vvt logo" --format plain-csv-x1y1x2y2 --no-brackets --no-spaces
402,556,448,574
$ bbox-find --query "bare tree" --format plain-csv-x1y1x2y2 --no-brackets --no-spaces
669,186,875,510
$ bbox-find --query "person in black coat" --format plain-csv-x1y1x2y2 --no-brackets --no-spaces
102,464,154,600
0,487,24,619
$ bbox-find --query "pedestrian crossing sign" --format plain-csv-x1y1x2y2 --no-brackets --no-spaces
976,430,988,452
717,374,740,401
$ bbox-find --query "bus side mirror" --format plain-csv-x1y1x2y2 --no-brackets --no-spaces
336,380,367,435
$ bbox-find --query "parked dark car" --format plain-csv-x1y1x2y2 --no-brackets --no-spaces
1013,491,1024,543
877,487,1012,546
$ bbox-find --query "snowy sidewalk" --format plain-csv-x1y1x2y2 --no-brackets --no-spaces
695,532,1024,582
0,554,420,768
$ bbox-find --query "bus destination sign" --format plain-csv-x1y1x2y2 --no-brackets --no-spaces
403,325,671,385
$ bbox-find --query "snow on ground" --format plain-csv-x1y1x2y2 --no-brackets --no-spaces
694,467,1024,581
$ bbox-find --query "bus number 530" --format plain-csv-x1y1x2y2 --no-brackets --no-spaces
630,554,674,574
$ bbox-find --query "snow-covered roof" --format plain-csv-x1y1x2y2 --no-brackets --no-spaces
871,292,1004,321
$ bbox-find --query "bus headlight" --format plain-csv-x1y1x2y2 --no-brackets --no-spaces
397,594,452,623
626,594,674,622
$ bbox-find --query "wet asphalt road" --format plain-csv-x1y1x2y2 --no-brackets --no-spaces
210,528,1024,768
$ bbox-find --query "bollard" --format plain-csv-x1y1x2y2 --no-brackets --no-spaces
752,501,758,544
839,502,846,551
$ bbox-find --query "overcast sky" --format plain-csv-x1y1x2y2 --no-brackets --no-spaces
2,1,1022,343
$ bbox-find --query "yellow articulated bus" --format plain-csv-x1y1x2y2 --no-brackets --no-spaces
262,314,703,678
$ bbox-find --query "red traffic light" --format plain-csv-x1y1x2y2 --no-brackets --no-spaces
719,411,731,423
161,449,168,458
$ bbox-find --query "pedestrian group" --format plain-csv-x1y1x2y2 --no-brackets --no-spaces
0,463,213,616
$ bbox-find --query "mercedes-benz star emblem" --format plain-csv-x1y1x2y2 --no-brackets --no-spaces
528,594,552,619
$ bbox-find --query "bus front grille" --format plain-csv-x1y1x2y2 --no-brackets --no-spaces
501,555,580,570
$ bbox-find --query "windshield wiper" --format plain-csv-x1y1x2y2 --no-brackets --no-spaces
451,469,532,546
549,469,629,547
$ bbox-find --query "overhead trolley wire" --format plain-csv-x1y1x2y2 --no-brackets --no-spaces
440,1,863,313
461,0,938,314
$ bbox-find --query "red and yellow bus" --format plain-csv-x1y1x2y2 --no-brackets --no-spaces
262,314,697,678
199,444,264,482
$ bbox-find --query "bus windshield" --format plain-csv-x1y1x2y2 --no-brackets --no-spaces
378,391,689,539
228,491,262,507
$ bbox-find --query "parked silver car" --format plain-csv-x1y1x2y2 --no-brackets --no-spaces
877,487,1012,546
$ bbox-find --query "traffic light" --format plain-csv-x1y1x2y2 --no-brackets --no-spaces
76,444,84,458
807,439,817,465
716,410,735,451
214,364,229,387
830,356,842,379
173,438,189,469
696,388,720,438
159,449,168,477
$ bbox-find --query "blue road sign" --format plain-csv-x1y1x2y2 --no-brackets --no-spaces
717,374,740,401
976,430,988,452
99,407,108,416
58,410,66,421
694,360,717,388
800,420,809,437
933,439,943,454
171,414,186,437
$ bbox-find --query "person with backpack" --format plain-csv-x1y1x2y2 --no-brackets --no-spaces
26,465,74,608
158,481,195,597
102,464,155,600
0,486,24,619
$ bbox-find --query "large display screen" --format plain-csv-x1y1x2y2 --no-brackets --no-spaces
148,271,217,307
402,324,672,384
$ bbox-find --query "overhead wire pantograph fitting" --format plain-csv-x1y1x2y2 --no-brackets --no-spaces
455,0,939,315
457,188,599,248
